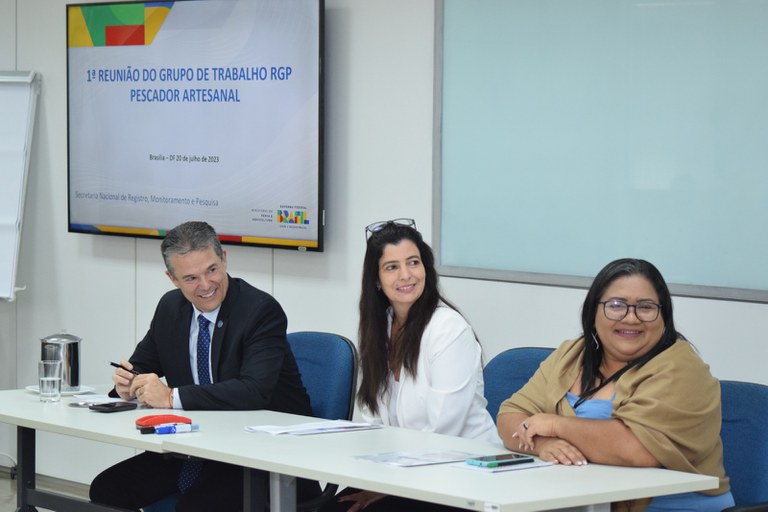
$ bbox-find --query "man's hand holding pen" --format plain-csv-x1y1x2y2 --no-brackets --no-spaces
111,360,138,400
111,360,172,408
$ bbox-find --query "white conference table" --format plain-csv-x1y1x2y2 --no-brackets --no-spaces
165,408,718,512
0,388,165,511
0,389,718,512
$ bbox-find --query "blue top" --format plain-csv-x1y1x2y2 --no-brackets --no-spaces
566,392,612,419
565,392,734,511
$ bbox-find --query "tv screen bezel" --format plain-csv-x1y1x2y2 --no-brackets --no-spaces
65,0,325,251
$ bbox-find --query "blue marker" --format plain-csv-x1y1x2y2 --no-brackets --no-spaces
155,424,199,434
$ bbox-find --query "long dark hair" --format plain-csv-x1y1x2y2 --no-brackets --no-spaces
577,258,681,407
357,222,458,415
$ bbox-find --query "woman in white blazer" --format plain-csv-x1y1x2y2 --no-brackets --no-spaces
322,219,499,512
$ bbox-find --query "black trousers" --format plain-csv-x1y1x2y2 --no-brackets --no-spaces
89,451,320,512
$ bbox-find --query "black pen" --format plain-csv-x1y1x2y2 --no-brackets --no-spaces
109,361,139,375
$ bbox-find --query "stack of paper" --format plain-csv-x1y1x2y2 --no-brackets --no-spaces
355,450,478,467
245,420,382,436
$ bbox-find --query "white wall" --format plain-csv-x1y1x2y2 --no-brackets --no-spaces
1,0,766,485
0,0,18,468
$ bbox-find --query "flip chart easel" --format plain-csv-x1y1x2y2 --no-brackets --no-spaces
0,71,40,301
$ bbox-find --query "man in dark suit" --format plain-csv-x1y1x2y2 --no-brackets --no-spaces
89,221,318,511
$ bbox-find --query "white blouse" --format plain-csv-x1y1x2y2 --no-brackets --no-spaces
362,304,501,444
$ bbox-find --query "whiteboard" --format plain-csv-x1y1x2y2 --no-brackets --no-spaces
435,0,768,302
0,71,40,301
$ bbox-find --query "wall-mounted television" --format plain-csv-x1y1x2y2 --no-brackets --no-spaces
67,0,324,251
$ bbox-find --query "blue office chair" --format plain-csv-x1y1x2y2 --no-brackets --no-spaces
285,331,358,512
720,379,768,511
143,332,358,512
483,347,554,422
287,331,358,423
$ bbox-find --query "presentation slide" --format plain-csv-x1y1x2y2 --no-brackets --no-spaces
67,0,322,250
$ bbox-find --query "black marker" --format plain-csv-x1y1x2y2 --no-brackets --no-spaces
109,361,139,375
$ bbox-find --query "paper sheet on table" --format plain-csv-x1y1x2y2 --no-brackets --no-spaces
72,394,127,404
355,450,479,467
455,459,554,472
245,420,383,435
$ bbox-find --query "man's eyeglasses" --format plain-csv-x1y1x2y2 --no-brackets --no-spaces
365,218,416,239
599,300,661,322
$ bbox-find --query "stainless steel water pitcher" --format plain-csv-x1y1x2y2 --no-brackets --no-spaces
40,332,81,391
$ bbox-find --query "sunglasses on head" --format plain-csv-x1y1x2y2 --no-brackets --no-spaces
364,218,416,239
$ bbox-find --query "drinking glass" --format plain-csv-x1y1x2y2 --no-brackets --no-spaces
38,360,62,403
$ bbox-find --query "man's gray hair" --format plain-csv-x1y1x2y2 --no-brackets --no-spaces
161,221,223,277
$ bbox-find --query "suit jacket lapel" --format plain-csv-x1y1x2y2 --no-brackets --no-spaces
176,300,195,385
209,275,238,382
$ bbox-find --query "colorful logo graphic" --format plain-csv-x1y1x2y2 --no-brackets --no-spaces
277,210,310,225
68,2,174,47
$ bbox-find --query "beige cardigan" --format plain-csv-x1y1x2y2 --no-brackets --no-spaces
499,338,730,511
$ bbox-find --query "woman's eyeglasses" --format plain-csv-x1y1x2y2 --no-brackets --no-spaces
599,299,661,322
365,218,416,239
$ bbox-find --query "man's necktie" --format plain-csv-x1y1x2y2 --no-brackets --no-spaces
177,315,212,493
196,315,212,385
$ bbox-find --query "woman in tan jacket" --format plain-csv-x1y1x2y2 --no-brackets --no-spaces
497,258,733,511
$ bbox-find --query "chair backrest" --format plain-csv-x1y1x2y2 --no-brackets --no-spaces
483,347,554,422
288,331,358,421
720,379,768,506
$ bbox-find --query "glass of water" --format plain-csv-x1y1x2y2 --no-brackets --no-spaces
39,360,62,403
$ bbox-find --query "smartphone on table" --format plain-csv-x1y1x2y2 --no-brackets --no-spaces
466,453,534,468
89,401,138,413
